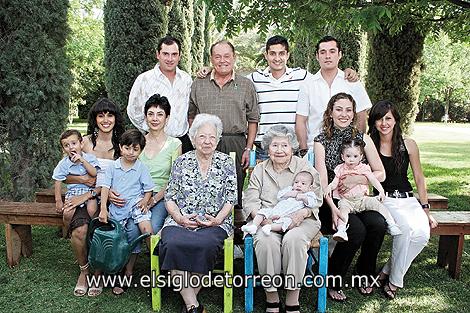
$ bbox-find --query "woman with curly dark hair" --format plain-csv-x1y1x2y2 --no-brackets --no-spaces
62,98,126,297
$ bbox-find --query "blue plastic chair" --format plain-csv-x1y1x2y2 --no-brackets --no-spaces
244,235,328,313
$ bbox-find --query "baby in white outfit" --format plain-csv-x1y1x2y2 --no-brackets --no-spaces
242,171,319,235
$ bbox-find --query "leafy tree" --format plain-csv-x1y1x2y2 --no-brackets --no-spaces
203,8,212,65
168,0,192,73
366,23,425,134
204,0,470,130
104,0,169,118
419,32,470,122
0,0,72,200
67,0,106,119
192,0,206,74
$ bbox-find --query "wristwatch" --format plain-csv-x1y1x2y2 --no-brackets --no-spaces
89,190,97,199
421,203,430,209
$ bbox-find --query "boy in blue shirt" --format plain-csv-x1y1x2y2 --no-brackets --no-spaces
98,129,154,294
53,129,100,218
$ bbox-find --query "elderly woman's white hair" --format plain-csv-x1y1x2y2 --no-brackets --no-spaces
261,125,299,151
188,113,224,145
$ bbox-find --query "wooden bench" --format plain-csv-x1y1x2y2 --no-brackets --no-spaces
431,211,470,279
0,201,63,267
35,188,63,203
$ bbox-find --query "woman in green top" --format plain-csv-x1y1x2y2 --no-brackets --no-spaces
140,94,182,233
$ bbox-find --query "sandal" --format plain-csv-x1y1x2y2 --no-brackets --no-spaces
285,304,300,313
74,263,89,297
376,272,389,288
382,282,398,300
265,301,283,313
88,285,103,297
112,285,128,295
327,289,347,302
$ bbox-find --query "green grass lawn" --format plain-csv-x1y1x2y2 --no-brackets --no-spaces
0,123,469,312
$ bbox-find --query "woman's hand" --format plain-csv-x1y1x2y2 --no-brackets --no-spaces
197,214,222,227
78,174,97,187
323,185,333,198
177,213,198,229
137,199,149,214
287,209,309,230
337,174,365,194
331,208,342,231
427,212,438,228
63,193,89,212
109,189,126,207
148,193,163,208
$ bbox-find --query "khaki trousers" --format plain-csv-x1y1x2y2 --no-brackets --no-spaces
253,217,321,291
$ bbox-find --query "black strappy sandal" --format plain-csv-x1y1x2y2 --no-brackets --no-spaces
265,301,283,313
285,304,300,313
382,282,398,300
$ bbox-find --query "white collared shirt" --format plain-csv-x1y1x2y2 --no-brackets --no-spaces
127,64,192,137
248,66,309,142
296,69,372,146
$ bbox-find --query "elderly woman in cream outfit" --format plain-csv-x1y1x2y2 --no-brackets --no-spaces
243,125,322,313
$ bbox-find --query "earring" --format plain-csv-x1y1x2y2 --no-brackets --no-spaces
93,127,98,137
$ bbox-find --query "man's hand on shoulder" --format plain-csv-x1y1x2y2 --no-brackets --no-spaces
344,68,359,82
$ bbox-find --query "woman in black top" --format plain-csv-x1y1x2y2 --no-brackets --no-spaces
368,100,437,299
315,93,387,301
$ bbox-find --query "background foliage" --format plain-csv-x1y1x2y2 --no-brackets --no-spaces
104,0,169,119
204,0,470,132
66,0,106,119
0,0,72,200
418,32,470,123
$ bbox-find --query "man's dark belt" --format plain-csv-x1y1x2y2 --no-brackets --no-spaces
222,133,245,136
385,191,414,198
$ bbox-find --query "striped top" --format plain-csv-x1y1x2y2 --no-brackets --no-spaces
248,67,310,142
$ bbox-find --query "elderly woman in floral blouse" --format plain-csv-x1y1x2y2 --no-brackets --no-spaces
158,113,236,313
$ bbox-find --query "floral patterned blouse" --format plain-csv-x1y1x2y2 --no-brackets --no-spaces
163,150,237,235
314,125,364,184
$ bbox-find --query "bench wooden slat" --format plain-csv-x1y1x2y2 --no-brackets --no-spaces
415,193,449,210
0,202,61,219
35,188,65,203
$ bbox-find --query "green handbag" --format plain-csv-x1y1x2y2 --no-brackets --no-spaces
87,217,150,274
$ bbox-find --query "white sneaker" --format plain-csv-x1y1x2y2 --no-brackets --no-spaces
333,224,349,242
261,224,272,236
388,224,402,236
241,224,257,235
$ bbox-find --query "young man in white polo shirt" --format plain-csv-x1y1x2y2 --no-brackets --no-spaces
295,35,372,151
248,35,358,160
127,35,193,153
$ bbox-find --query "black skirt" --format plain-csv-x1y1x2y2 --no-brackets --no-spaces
158,226,228,274
68,205,97,236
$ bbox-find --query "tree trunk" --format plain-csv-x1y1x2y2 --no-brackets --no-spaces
366,23,426,134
